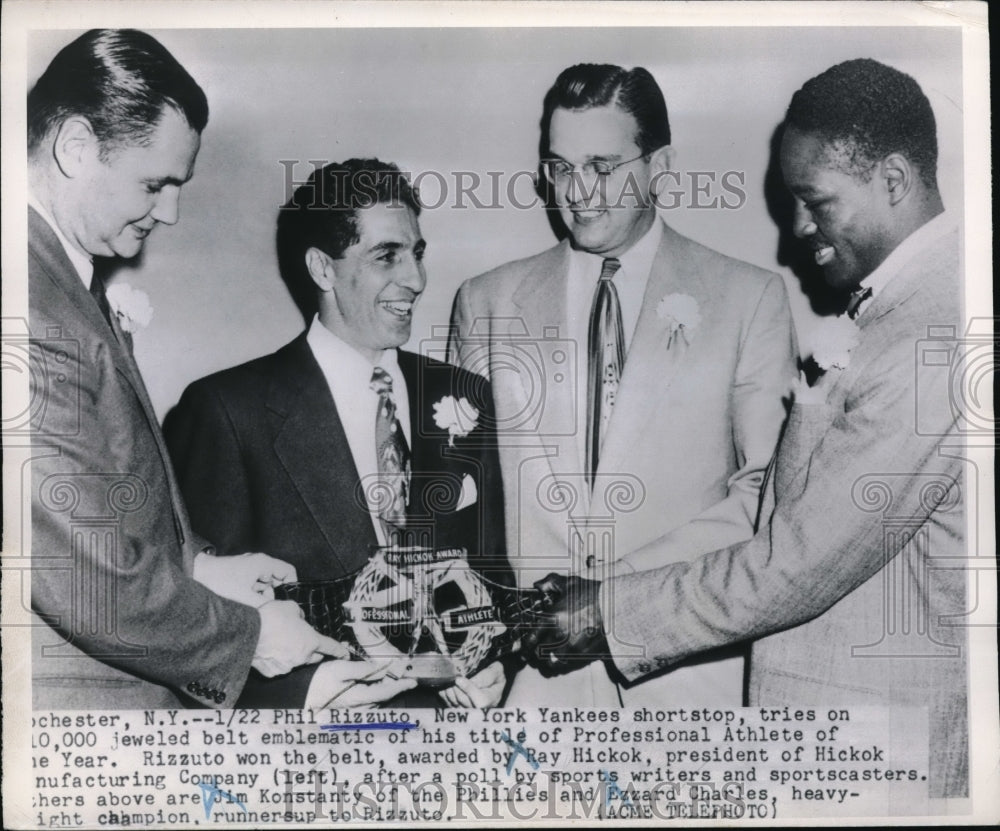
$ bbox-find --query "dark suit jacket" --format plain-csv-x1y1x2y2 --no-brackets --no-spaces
164,334,509,705
28,206,260,709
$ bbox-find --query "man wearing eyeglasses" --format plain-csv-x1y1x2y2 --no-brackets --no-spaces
449,63,797,707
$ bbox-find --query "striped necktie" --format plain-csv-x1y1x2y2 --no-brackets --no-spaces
370,366,411,542
586,257,624,486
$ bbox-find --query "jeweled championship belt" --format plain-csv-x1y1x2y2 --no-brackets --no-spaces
274,546,554,686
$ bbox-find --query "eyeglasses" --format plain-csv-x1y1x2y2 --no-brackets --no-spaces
540,153,649,184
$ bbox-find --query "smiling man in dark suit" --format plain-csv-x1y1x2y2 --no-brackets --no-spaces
165,159,511,708
27,29,345,710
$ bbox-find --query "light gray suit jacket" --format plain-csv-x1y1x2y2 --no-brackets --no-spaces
28,206,260,709
451,220,797,705
609,224,967,797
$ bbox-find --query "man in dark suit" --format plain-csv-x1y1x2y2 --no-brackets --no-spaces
165,159,511,708
27,29,346,710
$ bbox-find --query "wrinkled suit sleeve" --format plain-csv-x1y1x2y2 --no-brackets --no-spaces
605,329,960,680
30,313,260,707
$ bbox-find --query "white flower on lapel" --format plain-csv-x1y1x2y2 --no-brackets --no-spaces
656,293,701,348
105,283,153,333
432,395,479,446
811,314,858,372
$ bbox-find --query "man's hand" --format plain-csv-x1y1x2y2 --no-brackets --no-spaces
304,659,417,709
194,551,297,608
252,600,349,677
522,573,608,675
438,660,506,708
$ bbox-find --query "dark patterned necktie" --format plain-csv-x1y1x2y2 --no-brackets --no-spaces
586,257,624,486
846,286,873,320
371,366,411,542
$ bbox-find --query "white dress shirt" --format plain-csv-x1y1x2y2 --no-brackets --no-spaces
854,210,956,320
29,193,94,289
306,316,411,544
567,217,663,466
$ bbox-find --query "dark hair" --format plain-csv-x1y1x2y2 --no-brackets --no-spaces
28,29,208,156
785,58,938,188
276,159,421,321
540,63,671,156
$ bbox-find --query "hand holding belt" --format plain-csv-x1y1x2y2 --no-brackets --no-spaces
273,575,356,642
273,556,592,679
519,572,609,675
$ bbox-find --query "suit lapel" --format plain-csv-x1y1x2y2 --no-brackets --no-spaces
29,207,195,552
777,229,959,507
28,208,109,337
398,349,435,474
398,350,457,521
597,222,703,475
28,210,157,424
268,337,377,575
510,241,586,494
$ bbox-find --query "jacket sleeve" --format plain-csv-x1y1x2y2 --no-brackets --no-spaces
605,326,961,681
29,310,259,708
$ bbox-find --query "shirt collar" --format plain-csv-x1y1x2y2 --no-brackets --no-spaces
28,192,94,289
860,211,956,301
306,315,401,388
617,216,663,283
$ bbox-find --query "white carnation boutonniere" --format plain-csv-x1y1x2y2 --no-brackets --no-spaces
811,314,859,372
105,283,154,334
432,395,479,446
656,293,701,348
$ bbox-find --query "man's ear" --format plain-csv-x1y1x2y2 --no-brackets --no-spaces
52,117,100,178
649,144,675,178
305,247,337,292
881,152,914,207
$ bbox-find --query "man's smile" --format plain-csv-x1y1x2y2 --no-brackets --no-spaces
814,244,835,265
379,298,415,318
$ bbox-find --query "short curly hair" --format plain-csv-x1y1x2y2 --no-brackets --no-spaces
276,159,420,321
785,58,938,188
